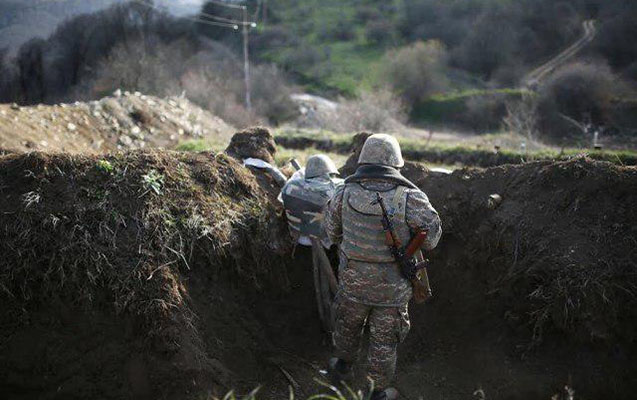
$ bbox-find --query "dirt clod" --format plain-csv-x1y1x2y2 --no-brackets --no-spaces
225,126,277,164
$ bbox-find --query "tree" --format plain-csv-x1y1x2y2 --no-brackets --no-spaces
382,40,448,106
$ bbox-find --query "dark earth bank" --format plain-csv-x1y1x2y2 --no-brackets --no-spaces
0,141,636,399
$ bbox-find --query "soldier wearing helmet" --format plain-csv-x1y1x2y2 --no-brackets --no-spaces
280,154,343,247
323,134,442,400
281,154,344,333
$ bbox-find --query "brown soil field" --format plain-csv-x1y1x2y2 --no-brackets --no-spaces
0,132,636,400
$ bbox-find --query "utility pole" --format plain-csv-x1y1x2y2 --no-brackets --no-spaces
134,0,253,111
263,0,268,27
242,5,252,111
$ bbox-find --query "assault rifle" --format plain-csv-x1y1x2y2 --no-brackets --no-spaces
373,192,433,304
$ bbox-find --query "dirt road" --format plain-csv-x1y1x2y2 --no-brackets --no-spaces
523,20,597,87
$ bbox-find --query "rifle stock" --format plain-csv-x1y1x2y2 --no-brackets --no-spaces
407,232,432,304
405,230,427,257
374,193,433,304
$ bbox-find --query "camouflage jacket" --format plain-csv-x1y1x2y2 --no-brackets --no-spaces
324,179,442,306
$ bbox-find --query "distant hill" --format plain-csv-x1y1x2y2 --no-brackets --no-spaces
247,0,636,94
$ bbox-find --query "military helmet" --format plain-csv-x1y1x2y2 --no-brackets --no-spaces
305,154,339,179
357,134,404,168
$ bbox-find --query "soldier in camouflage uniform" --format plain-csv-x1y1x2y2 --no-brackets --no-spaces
280,154,343,247
281,155,344,332
323,134,442,400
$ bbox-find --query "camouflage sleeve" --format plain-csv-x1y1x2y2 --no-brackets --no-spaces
323,184,345,245
405,189,442,251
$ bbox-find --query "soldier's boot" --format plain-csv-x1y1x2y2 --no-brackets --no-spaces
327,357,352,385
370,388,399,400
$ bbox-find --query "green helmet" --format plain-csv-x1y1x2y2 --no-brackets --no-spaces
357,134,404,168
305,154,339,179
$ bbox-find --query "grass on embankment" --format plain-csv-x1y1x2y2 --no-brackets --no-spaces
175,137,349,168
271,130,637,168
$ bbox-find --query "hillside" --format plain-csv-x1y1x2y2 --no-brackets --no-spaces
254,0,401,95
252,0,636,96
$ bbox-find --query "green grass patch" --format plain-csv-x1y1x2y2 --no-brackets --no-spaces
175,140,213,152
256,0,401,95
411,88,530,130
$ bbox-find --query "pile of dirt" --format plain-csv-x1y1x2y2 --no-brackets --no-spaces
225,126,278,164
0,149,299,399
0,91,234,154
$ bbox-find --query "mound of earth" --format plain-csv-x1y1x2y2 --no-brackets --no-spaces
225,126,278,164
0,91,234,153
0,149,301,399
1,131,636,400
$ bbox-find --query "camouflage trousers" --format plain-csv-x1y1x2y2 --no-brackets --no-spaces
332,295,411,390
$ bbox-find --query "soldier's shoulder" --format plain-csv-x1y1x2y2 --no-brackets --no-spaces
404,188,432,204
334,182,347,195
284,177,304,188
404,186,427,196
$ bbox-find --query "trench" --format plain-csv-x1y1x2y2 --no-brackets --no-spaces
1,150,636,400
187,236,635,400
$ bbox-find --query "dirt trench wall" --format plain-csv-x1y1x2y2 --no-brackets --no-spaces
1,137,636,399
421,159,637,346
0,150,294,399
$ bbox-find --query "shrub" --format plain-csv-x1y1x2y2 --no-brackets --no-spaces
504,93,540,140
281,44,325,71
355,6,382,23
462,92,510,131
297,88,407,133
87,36,185,99
536,62,618,143
317,19,356,42
336,89,407,132
250,64,299,125
252,26,299,49
381,40,448,106
0,48,17,102
84,37,297,129
365,20,396,45
411,89,526,132
449,8,516,81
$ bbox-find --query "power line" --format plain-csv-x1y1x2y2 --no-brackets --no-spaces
204,0,246,10
190,17,239,29
200,12,240,24
131,0,239,29
200,11,256,26
131,0,254,111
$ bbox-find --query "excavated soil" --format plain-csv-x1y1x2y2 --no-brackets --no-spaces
0,92,234,154
0,133,636,399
